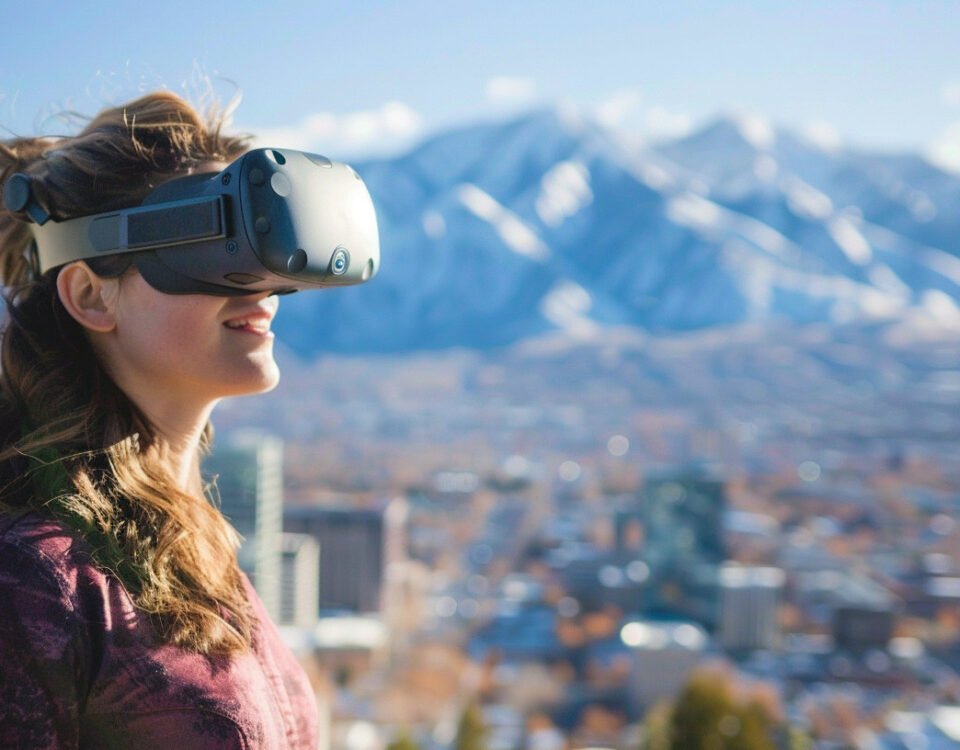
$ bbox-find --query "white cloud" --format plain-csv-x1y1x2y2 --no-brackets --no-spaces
799,120,843,154
643,106,692,140
927,120,960,174
484,76,536,104
592,90,690,143
249,100,423,157
595,88,642,129
730,111,775,150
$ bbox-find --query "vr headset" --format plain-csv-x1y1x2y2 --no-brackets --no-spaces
2,148,380,296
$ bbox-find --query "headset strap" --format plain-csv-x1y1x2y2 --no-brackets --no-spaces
31,195,227,273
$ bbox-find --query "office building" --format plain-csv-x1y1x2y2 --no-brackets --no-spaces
279,533,321,629
642,475,726,567
833,606,896,651
718,564,785,651
284,498,407,614
206,432,284,621
639,473,727,626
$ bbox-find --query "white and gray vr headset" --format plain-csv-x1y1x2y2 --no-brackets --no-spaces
2,148,380,296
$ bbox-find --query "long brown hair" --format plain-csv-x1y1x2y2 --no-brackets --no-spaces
0,92,255,654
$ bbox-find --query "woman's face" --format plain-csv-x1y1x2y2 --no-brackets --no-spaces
58,160,282,426
106,270,281,409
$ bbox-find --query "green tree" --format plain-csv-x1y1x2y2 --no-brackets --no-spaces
640,700,673,750
668,671,776,750
386,730,421,750
454,703,488,750
787,726,813,750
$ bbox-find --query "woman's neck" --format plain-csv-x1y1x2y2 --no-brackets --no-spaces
140,400,217,497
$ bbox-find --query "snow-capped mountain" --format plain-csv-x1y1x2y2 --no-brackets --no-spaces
272,108,960,356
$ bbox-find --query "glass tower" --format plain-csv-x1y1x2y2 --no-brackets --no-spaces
206,432,284,621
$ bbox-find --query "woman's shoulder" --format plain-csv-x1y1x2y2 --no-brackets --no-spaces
0,510,106,597
0,509,91,556
0,510,113,684
1,508,79,542
0,513,111,747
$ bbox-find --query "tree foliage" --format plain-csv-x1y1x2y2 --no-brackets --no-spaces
642,667,778,750
386,731,421,750
455,703,488,750
639,700,673,750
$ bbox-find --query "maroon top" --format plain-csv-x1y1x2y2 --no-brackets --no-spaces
0,512,319,749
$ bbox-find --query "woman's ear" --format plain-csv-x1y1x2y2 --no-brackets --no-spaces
56,262,120,333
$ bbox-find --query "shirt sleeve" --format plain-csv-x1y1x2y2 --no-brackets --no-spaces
0,539,86,749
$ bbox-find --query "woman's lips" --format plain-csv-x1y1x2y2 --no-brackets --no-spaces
223,314,274,337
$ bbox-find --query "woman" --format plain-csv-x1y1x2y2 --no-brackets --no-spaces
0,92,318,748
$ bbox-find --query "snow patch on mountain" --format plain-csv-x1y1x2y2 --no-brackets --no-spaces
827,216,872,265
830,281,906,321
630,160,678,192
719,241,905,321
730,112,776,150
535,161,593,227
851,161,939,224
782,176,833,220
867,264,912,299
857,219,960,291
921,289,960,326
667,192,724,231
753,155,779,182
913,197,938,223
726,242,775,315
667,192,799,261
920,248,960,287
539,280,597,337
456,183,549,260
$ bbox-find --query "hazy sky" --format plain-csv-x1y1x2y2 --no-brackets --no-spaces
3,0,959,166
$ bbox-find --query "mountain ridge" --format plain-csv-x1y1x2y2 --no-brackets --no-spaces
271,107,960,357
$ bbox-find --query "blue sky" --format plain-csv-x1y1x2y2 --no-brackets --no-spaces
3,0,960,167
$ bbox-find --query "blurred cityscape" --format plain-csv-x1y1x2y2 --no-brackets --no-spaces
205,318,960,750
209,100,960,750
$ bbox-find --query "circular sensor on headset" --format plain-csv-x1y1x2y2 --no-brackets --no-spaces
331,247,350,276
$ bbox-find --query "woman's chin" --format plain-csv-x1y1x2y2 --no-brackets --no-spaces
248,362,281,395
258,366,281,394
216,360,281,398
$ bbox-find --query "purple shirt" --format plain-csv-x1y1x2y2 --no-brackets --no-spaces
0,512,319,749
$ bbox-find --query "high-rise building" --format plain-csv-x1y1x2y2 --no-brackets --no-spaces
279,533,321,629
642,475,726,566
718,564,785,651
206,432,284,621
639,473,727,627
284,499,407,614
614,476,726,632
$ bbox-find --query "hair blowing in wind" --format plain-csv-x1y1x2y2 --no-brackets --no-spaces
0,92,257,654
